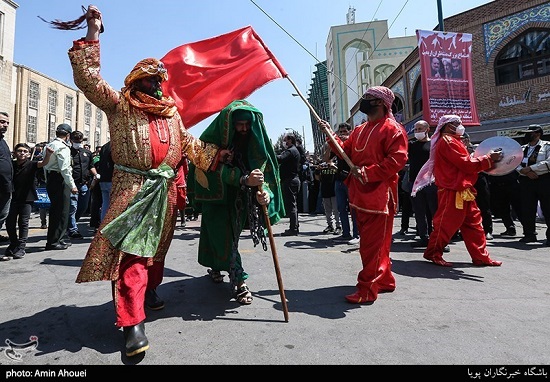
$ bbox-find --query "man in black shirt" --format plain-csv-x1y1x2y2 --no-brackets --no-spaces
277,132,301,235
1,144,52,260
409,120,450,252
67,130,98,239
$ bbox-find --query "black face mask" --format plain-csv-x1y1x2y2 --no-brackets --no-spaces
359,99,378,115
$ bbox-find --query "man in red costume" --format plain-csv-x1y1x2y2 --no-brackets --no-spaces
323,86,408,305
412,115,503,267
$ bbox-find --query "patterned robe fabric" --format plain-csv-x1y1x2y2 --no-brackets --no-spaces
69,42,218,282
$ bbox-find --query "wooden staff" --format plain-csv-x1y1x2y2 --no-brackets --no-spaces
259,187,289,322
285,75,364,184
285,76,355,169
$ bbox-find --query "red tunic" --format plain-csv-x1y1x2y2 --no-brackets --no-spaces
433,134,493,191
340,117,408,214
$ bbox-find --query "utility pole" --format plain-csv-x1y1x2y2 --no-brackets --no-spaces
437,0,444,31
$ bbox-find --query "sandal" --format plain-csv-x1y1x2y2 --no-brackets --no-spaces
235,284,253,305
207,269,224,283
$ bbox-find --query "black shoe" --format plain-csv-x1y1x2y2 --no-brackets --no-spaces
322,226,334,234
519,235,537,243
123,321,149,357
68,231,84,239
12,250,25,259
333,234,353,242
0,255,12,261
500,229,516,237
443,245,450,253
0,235,9,243
145,289,165,310
45,243,69,250
281,229,299,236
485,233,494,241
60,240,72,247
411,238,429,248
397,228,408,235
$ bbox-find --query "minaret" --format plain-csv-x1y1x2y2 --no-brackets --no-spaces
346,6,356,24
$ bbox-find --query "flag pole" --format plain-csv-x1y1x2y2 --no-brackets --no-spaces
285,75,356,171
259,188,289,322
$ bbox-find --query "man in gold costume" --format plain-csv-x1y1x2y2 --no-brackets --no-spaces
69,5,228,357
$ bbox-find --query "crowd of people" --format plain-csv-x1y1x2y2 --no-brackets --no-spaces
0,4,549,359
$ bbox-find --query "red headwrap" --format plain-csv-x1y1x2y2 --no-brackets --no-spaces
364,86,396,121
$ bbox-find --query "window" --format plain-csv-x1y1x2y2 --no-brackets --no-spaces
374,64,396,86
64,95,73,122
0,12,5,55
27,115,37,143
392,96,405,123
47,88,57,114
84,102,92,126
28,81,39,109
94,131,100,149
95,109,103,147
412,78,423,115
495,28,550,85
48,113,57,141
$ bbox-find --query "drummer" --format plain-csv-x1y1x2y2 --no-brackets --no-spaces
411,114,504,267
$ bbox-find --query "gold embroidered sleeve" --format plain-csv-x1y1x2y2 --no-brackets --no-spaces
181,132,218,172
68,41,120,114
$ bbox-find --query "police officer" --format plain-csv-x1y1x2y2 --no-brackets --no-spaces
516,125,550,246
43,124,78,250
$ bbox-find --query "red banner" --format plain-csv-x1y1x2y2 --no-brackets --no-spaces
161,26,288,128
416,30,480,126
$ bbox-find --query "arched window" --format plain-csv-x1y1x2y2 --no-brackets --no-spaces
374,64,396,86
343,40,371,114
392,96,404,123
412,77,423,115
495,28,550,85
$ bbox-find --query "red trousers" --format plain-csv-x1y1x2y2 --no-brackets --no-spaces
424,188,493,263
354,204,396,301
113,255,164,327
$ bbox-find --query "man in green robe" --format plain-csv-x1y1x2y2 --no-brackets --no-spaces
188,100,284,304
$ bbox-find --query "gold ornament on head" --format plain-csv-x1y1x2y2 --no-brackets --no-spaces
140,62,168,80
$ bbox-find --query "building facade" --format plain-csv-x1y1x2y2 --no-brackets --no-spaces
326,18,417,128
0,0,17,145
351,0,550,143
307,8,417,156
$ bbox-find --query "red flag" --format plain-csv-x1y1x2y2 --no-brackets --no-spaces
161,26,288,128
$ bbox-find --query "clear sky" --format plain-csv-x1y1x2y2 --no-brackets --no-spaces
14,0,493,149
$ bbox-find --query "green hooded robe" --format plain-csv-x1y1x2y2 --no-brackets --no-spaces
188,100,284,284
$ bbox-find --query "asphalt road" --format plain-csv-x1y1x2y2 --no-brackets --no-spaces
0,210,548,372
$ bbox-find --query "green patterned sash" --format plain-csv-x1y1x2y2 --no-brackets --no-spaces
101,163,175,257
